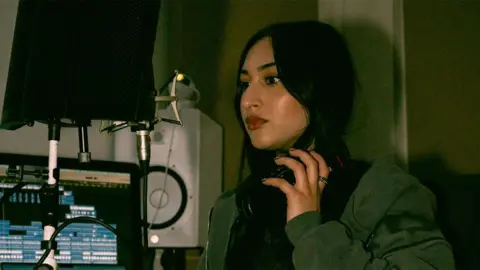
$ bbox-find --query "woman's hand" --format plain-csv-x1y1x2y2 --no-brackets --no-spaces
262,149,330,222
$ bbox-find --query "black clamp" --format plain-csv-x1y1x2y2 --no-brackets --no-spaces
35,265,54,270
40,239,58,251
39,168,60,249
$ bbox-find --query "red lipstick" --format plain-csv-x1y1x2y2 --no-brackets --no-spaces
245,115,268,131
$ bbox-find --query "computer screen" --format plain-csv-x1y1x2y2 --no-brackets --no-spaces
0,155,141,268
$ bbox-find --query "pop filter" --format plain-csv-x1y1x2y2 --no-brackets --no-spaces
0,0,161,129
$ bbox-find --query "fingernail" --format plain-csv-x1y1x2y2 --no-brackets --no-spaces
274,156,281,160
289,148,296,152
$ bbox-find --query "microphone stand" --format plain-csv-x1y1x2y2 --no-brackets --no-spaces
99,70,185,269
36,119,61,270
77,120,91,163
161,249,186,270
131,121,154,252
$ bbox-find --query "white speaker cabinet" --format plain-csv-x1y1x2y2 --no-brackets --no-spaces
113,107,223,248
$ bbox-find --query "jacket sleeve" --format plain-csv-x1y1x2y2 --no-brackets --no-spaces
196,189,236,270
196,250,206,270
196,205,214,270
285,183,456,269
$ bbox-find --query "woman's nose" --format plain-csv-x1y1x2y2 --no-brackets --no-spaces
241,85,262,110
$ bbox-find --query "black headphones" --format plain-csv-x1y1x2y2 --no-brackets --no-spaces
235,156,298,220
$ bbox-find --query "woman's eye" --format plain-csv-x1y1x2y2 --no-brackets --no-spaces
264,76,281,86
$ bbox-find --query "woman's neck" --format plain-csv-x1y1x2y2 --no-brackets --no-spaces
275,141,315,157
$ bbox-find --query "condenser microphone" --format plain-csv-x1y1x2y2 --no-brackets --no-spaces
136,129,151,176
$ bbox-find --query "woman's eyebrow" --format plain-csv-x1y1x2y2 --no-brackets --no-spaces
257,62,276,71
240,62,277,75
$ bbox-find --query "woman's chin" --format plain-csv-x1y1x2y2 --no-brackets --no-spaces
249,133,297,151
250,137,278,150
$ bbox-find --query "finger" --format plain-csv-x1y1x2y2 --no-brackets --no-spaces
274,156,308,191
309,151,330,177
309,152,330,190
262,177,297,197
289,149,319,191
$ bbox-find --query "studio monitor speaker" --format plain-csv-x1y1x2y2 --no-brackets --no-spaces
114,107,223,248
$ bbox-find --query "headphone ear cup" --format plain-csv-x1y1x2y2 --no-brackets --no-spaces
267,154,303,185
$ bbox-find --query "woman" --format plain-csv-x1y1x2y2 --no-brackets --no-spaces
198,21,455,270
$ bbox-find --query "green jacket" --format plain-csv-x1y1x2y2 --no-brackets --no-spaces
197,157,456,270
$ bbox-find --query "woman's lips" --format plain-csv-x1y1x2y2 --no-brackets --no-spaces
245,116,268,131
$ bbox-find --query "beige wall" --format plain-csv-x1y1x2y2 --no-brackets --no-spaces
317,0,480,174
403,0,480,174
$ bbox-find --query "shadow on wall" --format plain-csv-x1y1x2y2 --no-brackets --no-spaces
336,19,405,164
162,0,231,196
164,0,230,118
409,155,479,270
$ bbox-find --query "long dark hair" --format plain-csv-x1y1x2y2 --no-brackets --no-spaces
234,20,356,178
228,21,367,270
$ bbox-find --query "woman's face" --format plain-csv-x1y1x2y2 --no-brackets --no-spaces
239,37,308,151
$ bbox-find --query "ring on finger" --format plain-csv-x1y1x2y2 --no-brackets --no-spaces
318,176,329,185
